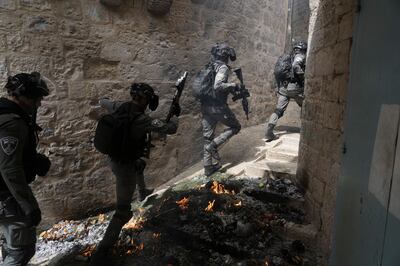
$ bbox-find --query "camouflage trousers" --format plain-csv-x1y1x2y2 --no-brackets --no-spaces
0,196,36,266
268,85,304,126
201,105,241,167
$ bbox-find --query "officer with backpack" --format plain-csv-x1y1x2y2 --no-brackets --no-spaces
0,72,51,265
193,42,242,177
265,41,307,141
90,83,180,266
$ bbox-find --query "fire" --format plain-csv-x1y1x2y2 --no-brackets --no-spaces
98,213,106,223
81,244,96,257
176,197,189,210
123,216,145,230
125,242,144,255
211,181,235,195
153,233,161,239
205,200,215,212
234,200,242,207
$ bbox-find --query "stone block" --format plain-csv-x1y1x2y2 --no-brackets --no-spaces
53,0,83,20
8,55,52,77
6,32,29,53
29,35,63,56
0,56,8,81
68,81,93,100
63,38,101,59
0,0,15,10
59,19,89,40
23,15,57,33
309,177,325,205
339,11,354,41
334,39,352,74
0,12,22,30
315,46,335,76
100,41,134,62
83,58,119,80
20,0,51,11
0,35,5,52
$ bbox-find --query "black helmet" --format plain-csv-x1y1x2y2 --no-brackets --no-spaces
129,83,159,111
293,41,307,52
5,72,49,99
211,42,237,62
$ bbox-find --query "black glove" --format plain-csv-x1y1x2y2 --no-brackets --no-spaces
27,209,41,227
171,102,181,117
35,153,51,177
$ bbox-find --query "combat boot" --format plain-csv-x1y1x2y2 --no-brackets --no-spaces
204,163,222,177
265,124,276,142
139,188,154,201
205,141,221,162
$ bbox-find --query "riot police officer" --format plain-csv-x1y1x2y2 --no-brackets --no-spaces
201,42,242,176
0,72,51,265
265,41,307,141
90,83,180,266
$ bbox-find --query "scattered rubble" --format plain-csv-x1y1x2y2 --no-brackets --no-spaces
28,173,320,266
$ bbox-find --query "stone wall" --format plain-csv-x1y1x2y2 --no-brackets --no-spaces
291,0,310,43
296,0,357,261
0,0,289,225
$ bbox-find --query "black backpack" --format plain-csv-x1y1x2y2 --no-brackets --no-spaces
274,53,293,86
192,62,216,101
94,106,142,161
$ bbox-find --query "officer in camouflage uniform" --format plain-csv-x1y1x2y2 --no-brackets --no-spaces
201,42,242,177
265,41,307,141
0,72,51,266
90,83,180,266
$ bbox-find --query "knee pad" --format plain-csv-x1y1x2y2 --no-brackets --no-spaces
114,205,132,223
274,108,285,118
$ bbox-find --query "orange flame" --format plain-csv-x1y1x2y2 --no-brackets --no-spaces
98,213,106,223
211,181,235,195
126,242,144,255
205,200,215,212
176,197,189,210
153,233,161,239
123,217,145,230
234,200,242,207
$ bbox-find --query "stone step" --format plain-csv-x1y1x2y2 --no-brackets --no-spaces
244,159,297,179
280,136,300,146
265,146,298,162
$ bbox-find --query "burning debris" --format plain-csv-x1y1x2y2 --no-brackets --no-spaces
30,175,319,266
204,199,216,212
175,197,190,210
211,181,235,195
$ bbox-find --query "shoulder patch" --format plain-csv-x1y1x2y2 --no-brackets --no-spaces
0,136,19,155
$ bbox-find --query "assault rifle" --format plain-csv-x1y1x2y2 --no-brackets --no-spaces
233,68,250,120
166,71,188,122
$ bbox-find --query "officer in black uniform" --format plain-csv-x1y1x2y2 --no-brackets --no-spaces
0,72,51,265
90,83,180,266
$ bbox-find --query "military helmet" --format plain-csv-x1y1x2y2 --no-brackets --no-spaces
293,41,308,51
5,72,49,99
130,83,159,111
211,42,237,62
